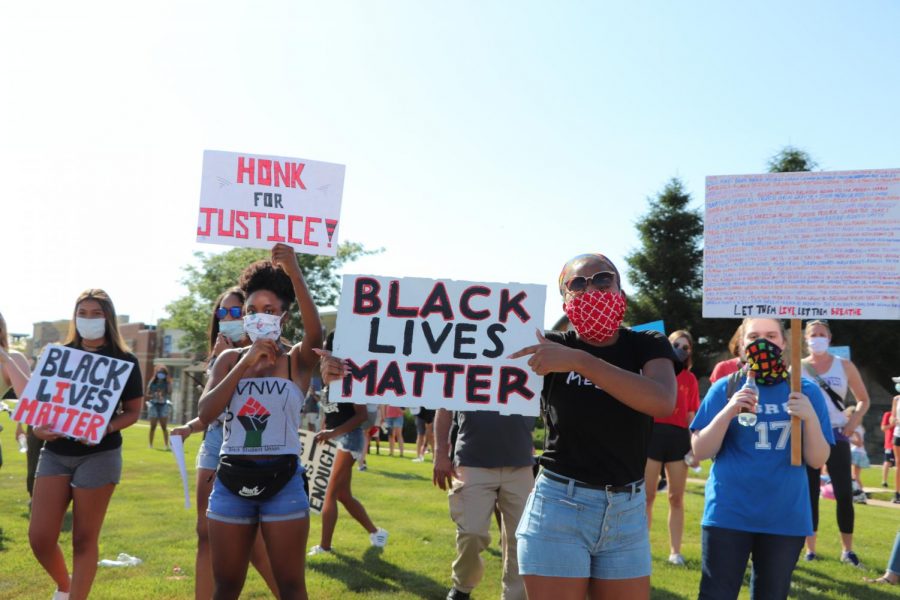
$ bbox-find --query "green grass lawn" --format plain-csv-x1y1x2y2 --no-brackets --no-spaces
2,421,900,599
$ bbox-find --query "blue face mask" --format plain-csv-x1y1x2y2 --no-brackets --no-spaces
156,372,166,380
896,383,900,394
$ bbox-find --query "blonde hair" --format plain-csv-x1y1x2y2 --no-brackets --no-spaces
805,320,831,336
63,289,131,357
668,329,694,369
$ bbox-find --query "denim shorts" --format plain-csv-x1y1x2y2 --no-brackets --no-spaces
196,423,224,471
384,416,404,429
207,468,310,524
35,447,123,488
147,402,170,419
516,471,651,579
335,427,364,460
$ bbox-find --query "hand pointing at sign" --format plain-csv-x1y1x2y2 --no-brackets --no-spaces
508,330,589,376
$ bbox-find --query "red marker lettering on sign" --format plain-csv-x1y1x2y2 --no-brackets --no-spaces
236,157,307,189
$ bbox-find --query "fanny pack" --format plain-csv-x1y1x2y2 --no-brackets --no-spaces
216,454,298,501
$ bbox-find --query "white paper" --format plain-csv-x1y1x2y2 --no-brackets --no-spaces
169,434,191,509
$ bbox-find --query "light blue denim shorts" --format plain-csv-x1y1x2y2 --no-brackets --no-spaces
516,470,651,580
384,416,404,430
196,423,224,471
335,427,364,460
207,468,310,525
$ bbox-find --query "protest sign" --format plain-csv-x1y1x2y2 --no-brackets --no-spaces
704,168,900,465
298,430,337,514
197,150,345,256
703,168,900,320
169,434,191,509
12,344,134,444
631,320,665,334
330,275,546,416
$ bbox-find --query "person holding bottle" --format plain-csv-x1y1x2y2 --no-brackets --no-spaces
644,329,700,567
690,317,832,600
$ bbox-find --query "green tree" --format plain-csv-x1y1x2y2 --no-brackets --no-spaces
767,146,818,173
624,177,703,338
164,242,376,356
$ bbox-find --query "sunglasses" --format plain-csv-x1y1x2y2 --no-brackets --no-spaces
672,342,690,351
565,271,616,293
215,307,243,319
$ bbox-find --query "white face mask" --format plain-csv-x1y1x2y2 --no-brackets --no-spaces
807,336,830,354
218,320,246,343
243,313,283,342
76,317,106,340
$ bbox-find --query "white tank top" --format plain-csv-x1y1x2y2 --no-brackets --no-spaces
807,357,849,428
221,377,303,456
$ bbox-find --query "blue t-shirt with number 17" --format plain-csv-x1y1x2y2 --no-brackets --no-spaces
690,376,833,537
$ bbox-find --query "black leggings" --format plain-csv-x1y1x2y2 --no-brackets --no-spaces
807,439,853,534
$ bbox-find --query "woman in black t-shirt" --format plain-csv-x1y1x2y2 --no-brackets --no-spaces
510,253,677,600
29,289,144,600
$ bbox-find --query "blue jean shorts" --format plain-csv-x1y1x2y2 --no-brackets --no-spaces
196,423,224,471
516,471,651,580
384,416,404,429
335,427,364,460
148,402,171,419
207,468,310,525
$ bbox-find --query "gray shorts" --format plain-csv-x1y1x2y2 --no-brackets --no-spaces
36,447,123,488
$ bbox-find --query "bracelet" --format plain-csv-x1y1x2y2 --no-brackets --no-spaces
187,421,194,433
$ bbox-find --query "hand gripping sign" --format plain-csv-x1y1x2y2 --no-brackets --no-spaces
330,275,546,416
197,150,345,256
12,345,134,444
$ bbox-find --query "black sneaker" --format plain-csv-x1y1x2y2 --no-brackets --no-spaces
447,588,471,600
841,550,863,568
658,478,668,492
893,493,900,504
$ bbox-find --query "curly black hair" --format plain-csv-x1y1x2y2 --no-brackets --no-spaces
238,260,295,311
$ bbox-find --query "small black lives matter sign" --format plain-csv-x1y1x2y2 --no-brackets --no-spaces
330,275,546,416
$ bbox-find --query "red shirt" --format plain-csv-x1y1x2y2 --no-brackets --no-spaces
384,405,404,419
656,369,700,429
710,357,742,384
883,411,894,450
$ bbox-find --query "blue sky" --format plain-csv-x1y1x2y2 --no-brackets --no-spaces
2,1,899,335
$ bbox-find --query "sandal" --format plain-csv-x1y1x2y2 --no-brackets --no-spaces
865,576,898,585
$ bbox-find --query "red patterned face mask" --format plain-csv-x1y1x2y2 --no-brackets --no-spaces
564,290,626,344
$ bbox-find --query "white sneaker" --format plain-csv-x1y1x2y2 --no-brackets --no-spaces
370,527,389,548
668,553,685,566
52,591,70,600
307,545,332,556
411,457,424,463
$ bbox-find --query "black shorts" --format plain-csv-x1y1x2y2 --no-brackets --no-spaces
647,423,691,464
894,436,900,448
886,449,896,466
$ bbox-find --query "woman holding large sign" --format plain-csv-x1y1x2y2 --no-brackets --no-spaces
28,290,145,600
801,319,870,566
510,253,678,600
198,243,322,600
690,318,833,600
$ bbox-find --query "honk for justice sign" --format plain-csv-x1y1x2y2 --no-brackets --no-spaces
331,276,546,416
13,345,134,444
197,150,345,256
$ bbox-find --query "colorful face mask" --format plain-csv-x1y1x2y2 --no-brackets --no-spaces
564,290,626,344
744,338,788,385
243,313,283,343
218,319,246,343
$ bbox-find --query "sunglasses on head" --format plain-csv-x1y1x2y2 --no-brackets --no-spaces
215,307,243,319
565,271,616,293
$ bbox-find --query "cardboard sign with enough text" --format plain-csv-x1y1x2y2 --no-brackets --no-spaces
330,275,546,416
299,430,338,514
12,344,134,444
197,150,345,256
703,168,900,320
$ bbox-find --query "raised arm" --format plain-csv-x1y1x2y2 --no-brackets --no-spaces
271,243,323,371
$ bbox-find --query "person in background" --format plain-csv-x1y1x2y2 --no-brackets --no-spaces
383,405,405,457
0,312,32,474
709,325,743,384
882,410,895,488
300,375,322,433
170,286,280,600
413,407,436,463
691,317,832,600
865,530,900,586
891,377,900,503
511,253,678,600
847,416,869,505
27,289,145,600
802,320,870,566
644,329,700,567
147,365,172,449
357,404,381,472
307,333,389,556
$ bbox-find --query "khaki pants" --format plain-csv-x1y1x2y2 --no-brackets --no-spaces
448,465,534,599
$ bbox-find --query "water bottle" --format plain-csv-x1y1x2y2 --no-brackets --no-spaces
737,370,758,427
684,451,702,473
